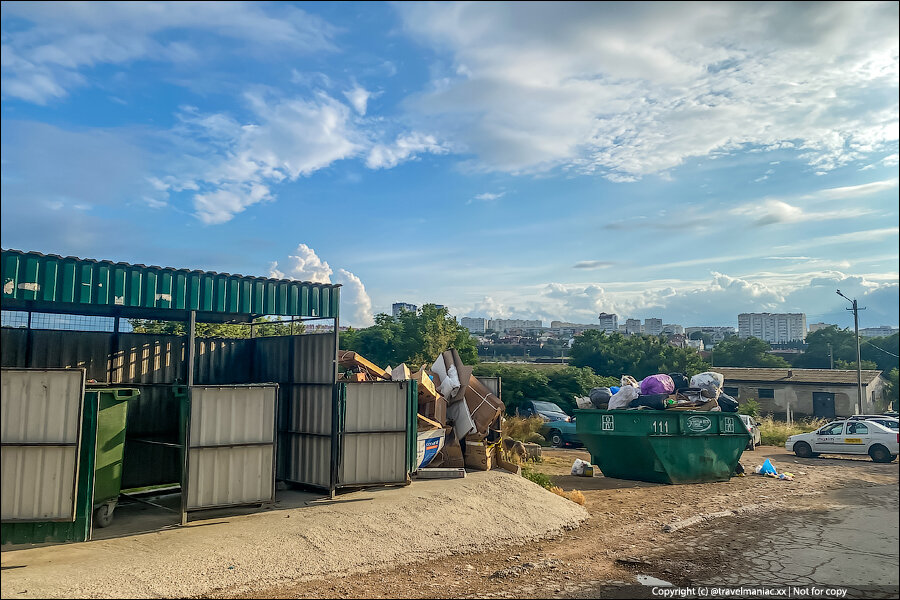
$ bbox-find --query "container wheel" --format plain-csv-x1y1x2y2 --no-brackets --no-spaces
793,441,815,458
549,430,564,448
868,444,893,463
93,502,116,528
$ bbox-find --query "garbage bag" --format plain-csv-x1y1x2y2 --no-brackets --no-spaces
668,372,690,390
571,458,592,476
629,393,668,410
717,393,739,412
690,371,724,395
589,387,612,402
621,375,639,388
575,396,594,409
609,386,621,395
640,374,675,395
608,385,639,409
757,458,777,476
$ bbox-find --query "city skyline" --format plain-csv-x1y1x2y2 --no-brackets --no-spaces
2,2,897,330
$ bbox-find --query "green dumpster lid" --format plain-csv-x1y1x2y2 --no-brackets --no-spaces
1,248,340,323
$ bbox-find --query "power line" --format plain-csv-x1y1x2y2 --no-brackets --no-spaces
860,338,900,359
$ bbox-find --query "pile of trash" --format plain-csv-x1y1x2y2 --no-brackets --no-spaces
338,348,511,472
574,371,740,413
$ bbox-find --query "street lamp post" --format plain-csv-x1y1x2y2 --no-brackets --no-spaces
836,290,865,414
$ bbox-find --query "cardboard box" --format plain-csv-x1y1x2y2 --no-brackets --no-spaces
463,376,504,440
412,368,440,403
337,350,390,380
419,397,447,426
463,441,495,471
441,445,465,468
391,363,411,381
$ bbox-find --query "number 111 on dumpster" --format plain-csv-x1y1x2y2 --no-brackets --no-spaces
651,420,669,433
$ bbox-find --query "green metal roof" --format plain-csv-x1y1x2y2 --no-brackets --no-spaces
1,249,340,323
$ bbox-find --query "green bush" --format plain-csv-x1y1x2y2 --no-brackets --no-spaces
739,399,760,417
521,466,553,490
758,416,827,446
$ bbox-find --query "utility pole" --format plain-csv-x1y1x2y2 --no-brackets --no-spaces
836,290,866,414
827,343,833,369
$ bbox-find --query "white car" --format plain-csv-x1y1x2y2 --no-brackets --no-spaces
786,419,899,463
739,414,762,450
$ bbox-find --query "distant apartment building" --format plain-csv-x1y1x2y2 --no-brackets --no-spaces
549,321,605,337
625,319,642,335
460,317,488,334
738,313,807,344
687,339,705,351
644,318,663,336
597,312,618,333
662,323,684,335
685,326,737,343
489,318,543,333
860,325,899,338
807,322,835,334
392,302,417,317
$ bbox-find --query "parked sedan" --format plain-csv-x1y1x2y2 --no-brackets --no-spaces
786,419,899,463
739,414,761,450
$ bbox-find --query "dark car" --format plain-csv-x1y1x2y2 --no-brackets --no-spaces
518,400,581,447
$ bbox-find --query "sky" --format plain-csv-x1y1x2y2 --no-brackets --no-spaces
1,1,898,330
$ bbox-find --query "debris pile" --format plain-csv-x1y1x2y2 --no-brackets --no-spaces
576,371,740,413
338,348,519,473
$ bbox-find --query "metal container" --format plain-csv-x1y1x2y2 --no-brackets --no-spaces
88,387,136,527
575,409,749,484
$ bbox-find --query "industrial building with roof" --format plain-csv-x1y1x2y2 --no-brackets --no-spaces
715,367,888,419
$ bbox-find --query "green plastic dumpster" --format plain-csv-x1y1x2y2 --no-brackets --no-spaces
87,387,137,527
575,409,749,484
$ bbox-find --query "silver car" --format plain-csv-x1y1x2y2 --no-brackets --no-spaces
739,414,762,450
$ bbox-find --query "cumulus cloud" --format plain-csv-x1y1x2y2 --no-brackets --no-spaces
471,191,505,202
397,2,899,178
165,92,362,223
269,244,373,327
343,85,373,116
1,1,336,103
366,132,448,169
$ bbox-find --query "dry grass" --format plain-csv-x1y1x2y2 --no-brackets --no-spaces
758,415,828,446
549,486,586,505
503,416,547,445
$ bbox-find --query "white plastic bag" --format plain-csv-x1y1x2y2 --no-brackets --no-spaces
431,355,461,399
571,458,592,476
690,371,724,395
608,385,639,409
575,396,594,409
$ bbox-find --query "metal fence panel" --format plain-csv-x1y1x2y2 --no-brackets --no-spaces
185,385,277,511
338,382,411,487
0,368,86,521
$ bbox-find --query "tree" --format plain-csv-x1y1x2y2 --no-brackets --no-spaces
710,337,790,368
473,363,618,415
792,326,856,369
569,330,709,379
128,316,299,338
883,368,899,411
834,359,878,371
339,304,477,368
689,331,714,346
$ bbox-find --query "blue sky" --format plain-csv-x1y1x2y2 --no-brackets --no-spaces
2,1,898,329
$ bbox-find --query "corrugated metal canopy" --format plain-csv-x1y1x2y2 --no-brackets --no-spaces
1,249,340,323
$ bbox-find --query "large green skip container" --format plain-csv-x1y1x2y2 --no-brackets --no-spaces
575,409,749,484
87,386,137,527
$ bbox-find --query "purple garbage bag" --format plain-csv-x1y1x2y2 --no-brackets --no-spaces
640,373,675,395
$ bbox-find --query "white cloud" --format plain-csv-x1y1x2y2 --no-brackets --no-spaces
397,2,900,178
343,85,372,116
366,132,447,169
730,199,873,227
470,191,505,203
168,92,362,223
1,1,336,103
269,244,373,327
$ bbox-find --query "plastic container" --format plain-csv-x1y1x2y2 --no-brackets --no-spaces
575,409,749,484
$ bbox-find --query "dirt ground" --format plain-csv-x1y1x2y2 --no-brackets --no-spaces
227,446,900,599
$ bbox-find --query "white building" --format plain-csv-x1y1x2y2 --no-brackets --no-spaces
625,318,641,335
549,321,604,336
597,312,618,333
738,313,807,344
807,322,835,334
489,318,543,333
662,323,684,335
860,326,899,338
392,302,417,317
644,318,663,336
687,339,705,351
460,317,488,334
